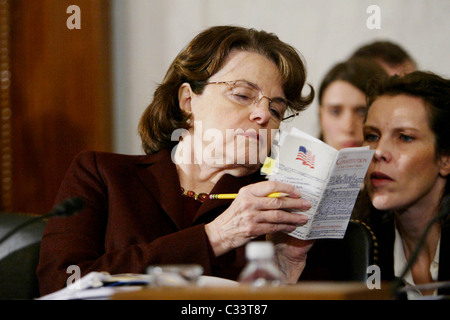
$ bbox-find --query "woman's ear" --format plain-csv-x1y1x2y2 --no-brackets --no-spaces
439,154,450,177
178,83,193,113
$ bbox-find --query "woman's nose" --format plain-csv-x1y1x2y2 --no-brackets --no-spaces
373,139,393,162
249,97,272,124
343,112,361,134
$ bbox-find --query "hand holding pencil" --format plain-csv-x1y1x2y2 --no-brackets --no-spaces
204,181,312,259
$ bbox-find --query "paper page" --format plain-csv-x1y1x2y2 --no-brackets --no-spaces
268,130,338,239
266,129,374,240
304,147,374,239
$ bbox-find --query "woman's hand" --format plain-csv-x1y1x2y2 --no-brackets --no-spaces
267,232,315,284
204,181,311,257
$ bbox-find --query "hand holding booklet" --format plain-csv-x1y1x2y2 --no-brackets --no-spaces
262,128,374,240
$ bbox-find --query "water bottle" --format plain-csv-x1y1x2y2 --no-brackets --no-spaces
238,241,283,287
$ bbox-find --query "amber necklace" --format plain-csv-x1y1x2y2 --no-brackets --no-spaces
181,187,209,202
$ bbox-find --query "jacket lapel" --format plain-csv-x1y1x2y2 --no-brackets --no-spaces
135,150,185,230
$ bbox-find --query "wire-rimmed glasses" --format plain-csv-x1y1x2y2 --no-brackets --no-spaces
205,80,298,122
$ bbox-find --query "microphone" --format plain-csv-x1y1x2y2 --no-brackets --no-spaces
0,197,84,246
46,197,85,218
392,195,450,297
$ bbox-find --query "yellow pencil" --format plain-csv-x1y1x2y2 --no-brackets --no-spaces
209,192,290,200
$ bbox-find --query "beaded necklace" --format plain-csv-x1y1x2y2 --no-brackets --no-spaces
181,187,209,202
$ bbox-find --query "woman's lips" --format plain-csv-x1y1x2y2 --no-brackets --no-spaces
370,171,394,187
240,131,260,142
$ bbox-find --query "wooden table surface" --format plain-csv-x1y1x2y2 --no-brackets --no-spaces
112,282,392,300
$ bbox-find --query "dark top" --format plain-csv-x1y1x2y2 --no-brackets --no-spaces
301,188,450,296
367,210,450,295
37,149,264,295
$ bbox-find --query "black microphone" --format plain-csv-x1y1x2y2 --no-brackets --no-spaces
0,197,84,246
392,195,450,297
46,197,85,218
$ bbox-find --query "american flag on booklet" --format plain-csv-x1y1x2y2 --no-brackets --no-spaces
296,146,315,169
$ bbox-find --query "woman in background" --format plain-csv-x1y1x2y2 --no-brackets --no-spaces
318,58,387,151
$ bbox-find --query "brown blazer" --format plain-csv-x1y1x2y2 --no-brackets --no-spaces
37,149,264,295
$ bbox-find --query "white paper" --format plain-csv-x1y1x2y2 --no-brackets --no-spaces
37,272,238,300
266,128,374,240
37,272,148,300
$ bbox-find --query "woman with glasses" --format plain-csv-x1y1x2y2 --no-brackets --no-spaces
37,25,315,295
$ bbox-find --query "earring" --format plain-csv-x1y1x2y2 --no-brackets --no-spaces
186,112,193,125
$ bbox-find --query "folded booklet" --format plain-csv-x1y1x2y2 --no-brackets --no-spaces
262,128,374,240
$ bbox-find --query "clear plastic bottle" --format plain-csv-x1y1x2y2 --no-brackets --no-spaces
238,241,283,287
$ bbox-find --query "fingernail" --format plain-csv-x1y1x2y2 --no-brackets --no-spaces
301,199,311,209
297,215,309,225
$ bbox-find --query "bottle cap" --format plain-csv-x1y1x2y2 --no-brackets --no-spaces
245,241,275,260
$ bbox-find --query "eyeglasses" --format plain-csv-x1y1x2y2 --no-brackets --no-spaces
205,80,298,122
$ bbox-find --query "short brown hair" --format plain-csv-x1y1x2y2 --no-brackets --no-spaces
350,40,416,69
367,71,450,157
138,25,314,154
318,58,387,105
